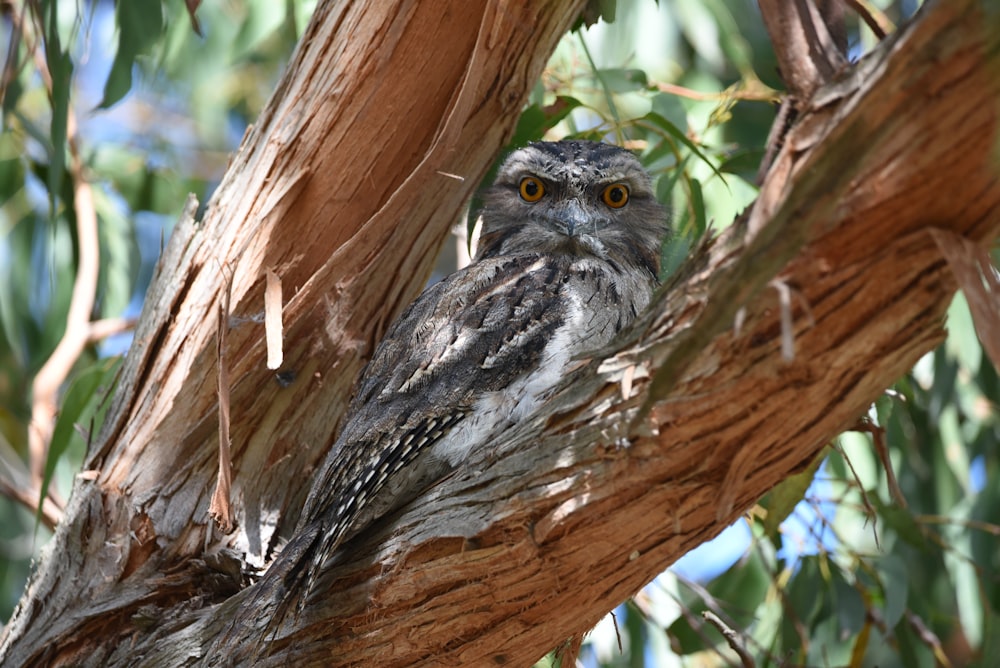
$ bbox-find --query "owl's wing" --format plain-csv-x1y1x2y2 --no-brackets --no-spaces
300,252,576,554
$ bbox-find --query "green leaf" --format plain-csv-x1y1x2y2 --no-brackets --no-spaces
38,357,122,525
510,96,582,147
971,482,1000,612
667,549,769,654
596,68,648,94
1,74,23,118
715,148,765,177
709,550,769,625
91,186,138,319
0,131,26,206
699,0,756,76
673,0,726,71
831,567,865,637
232,2,288,60
659,231,690,282
946,292,982,375
939,405,971,494
875,555,909,629
894,616,937,668
928,348,958,422
761,449,827,538
642,111,726,186
874,390,895,430
623,601,645,668
650,93,688,134
574,0,617,30
686,174,705,237
981,607,1000,667
871,495,931,553
46,45,73,213
100,1,165,109
780,556,826,658
805,614,853,666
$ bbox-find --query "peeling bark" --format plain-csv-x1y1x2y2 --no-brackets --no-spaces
2,0,999,666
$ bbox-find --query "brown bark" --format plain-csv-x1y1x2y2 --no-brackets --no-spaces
2,0,999,666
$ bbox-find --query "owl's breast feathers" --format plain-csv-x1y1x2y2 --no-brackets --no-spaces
283,252,655,595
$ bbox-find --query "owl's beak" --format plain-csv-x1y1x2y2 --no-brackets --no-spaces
552,199,589,237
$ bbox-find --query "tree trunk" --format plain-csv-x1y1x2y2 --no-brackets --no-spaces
2,0,999,666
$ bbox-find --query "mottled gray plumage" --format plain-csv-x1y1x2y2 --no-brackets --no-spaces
267,140,667,622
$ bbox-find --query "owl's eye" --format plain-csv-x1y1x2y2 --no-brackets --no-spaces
601,183,630,209
519,177,546,202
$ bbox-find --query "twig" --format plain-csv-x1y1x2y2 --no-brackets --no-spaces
609,609,623,654
854,416,908,509
655,81,780,104
833,439,880,550
905,610,953,668
844,0,891,40
86,317,139,344
0,478,62,530
0,434,62,529
703,611,755,668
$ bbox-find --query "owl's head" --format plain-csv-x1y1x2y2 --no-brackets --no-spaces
477,140,668,279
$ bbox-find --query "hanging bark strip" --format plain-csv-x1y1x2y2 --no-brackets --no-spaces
209,269,235,533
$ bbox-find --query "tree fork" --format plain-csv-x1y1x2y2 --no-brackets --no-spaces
2,0,999,666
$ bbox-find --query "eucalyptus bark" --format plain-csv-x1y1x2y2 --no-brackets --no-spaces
2,0,999,666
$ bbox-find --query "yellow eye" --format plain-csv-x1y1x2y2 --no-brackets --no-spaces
601,183,629,208
519,177,545,203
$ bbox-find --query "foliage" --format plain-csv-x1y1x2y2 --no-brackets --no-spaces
2,2,998,668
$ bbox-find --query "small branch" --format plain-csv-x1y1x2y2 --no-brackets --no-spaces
905,610,953,667
757,0,848,100
854,416,908,509
86,317,138,344
0,478,62,530
0,1,25,108
834,439,881,550
703,611,756,668
23,3,101,490
844,0,892,40
654,80,780,104
0,438,62,529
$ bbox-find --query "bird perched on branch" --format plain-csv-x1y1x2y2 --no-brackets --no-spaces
264,139,668,629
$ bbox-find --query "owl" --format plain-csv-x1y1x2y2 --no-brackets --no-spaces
266,140,668,620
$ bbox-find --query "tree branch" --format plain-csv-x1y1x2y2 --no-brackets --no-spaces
758,0,848,100
17,0,100,509
0,0,587,663
207,1,997,663
1,0,997,666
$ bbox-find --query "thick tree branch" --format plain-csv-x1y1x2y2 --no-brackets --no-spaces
1,0,998,666
1,0,586,664
204,1,997,664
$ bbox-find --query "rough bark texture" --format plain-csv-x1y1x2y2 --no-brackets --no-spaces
2,0,999,666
